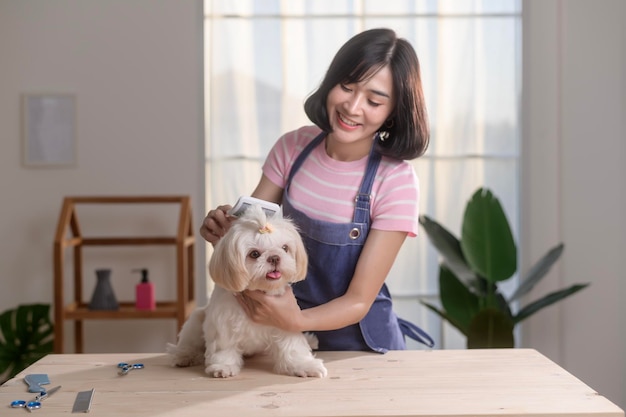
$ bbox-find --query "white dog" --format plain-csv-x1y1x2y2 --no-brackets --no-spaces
166,205,327,378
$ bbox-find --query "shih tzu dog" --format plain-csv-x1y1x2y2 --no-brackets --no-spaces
166,205,327,378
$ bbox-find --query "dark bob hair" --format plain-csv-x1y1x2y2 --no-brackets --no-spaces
304,28,430,160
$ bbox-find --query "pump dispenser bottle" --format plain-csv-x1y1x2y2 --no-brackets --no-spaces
133,268,156,311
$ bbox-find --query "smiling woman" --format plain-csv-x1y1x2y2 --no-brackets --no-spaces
200,27,433,353
203,0,522,349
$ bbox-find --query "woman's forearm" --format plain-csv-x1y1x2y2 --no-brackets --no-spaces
298,292,370,332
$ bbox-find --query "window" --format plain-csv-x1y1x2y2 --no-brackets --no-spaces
204,0,521,349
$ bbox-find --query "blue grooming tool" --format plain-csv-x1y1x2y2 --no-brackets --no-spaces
24,374,50,393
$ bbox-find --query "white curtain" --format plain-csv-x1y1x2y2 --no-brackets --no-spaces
204,0,521,349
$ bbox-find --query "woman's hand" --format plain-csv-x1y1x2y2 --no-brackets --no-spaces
235,286,303,333
201,174,284,246
199,205,233,246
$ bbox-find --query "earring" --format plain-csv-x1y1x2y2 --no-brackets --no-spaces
378,118,394,142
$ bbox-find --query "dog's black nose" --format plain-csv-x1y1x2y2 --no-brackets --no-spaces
268,255,280,266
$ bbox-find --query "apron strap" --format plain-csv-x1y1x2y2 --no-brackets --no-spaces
285,132,326,188
353,147,381,224
398,318,435,348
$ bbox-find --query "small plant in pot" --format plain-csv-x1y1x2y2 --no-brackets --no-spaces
419,187,589,348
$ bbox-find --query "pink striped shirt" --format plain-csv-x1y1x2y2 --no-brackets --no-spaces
262,125,420,237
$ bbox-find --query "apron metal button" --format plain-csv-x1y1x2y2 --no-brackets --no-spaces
349,228,361,239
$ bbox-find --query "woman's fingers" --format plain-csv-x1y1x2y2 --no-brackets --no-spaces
199,205,233,244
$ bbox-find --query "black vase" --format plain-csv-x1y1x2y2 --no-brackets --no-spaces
89,269,119,310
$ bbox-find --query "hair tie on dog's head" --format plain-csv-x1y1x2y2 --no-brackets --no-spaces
258,223,273,234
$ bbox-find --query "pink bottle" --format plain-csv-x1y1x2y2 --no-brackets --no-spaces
133,269,156,311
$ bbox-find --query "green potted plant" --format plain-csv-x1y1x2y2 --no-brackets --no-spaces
419,187,589,348
0,304,54,384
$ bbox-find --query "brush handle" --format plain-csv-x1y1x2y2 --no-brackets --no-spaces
23,374,50,393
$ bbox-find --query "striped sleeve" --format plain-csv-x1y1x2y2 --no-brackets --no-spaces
370,158,420,237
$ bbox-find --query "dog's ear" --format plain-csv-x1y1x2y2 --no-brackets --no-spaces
288,224,309,283
208,227,250,293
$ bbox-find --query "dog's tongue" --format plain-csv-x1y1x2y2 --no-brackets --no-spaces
266,271,282,280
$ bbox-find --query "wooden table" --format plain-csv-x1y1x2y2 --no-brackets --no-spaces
0,349,622,416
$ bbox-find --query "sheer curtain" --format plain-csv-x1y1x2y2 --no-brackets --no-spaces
204,0,521,349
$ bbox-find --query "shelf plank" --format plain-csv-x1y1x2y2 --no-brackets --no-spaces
63,301,194,320
60,237,189,247
81,237,177,245
67,196,189,204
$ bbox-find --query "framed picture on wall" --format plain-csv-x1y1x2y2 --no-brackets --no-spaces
22,93,76,167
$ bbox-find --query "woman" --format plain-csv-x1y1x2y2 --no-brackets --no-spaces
201,28,433,352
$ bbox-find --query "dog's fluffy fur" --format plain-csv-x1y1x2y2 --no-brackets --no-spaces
166,205,327,378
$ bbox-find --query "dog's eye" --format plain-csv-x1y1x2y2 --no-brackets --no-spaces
249,250,261,259
282,245,289,253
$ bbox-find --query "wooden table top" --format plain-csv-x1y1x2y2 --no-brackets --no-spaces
0,349,622,416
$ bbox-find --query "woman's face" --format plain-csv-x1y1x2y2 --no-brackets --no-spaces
326,65,395,155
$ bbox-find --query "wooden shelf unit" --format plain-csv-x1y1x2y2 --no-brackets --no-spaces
53,196,196,353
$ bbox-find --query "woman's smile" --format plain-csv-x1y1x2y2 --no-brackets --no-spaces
337,112,360,129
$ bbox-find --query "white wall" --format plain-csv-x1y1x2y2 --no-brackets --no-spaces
0,0,206,353
522,0,626,409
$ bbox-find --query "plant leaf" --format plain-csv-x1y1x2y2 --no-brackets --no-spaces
439,265,480,335
461,188,517,282
467,308,515,348
509,243,564,302
496,293,513,319
419,215,476,285
0,304,54,384
0,309,13,345
420,301,467,336
513,284,590,324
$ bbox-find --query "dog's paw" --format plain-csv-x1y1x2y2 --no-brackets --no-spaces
206,363,241,378
303,332,319,350
166,343,204,368
172,356,203,368
284,358,328,378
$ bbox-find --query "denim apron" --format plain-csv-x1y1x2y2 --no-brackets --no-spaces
283,132,434,352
